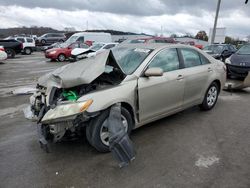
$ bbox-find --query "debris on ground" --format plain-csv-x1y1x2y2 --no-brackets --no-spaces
12,87,37,95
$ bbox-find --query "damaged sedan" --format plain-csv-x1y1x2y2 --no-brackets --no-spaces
26,44,226,152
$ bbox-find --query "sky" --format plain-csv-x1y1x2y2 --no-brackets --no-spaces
0,0,249,38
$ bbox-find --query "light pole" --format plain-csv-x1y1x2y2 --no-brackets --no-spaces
211,0,222,44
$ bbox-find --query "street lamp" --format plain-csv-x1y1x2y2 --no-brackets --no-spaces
211,0,248,44
211,0,221,44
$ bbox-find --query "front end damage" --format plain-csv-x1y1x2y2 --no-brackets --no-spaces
26,50,126,147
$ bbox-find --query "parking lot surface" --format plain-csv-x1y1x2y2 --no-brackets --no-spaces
0,53,250,188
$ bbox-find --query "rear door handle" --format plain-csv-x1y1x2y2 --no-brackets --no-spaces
177,75,184,80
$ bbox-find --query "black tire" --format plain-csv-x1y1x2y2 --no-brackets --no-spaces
199,82,219,111
5,48,15,58
86,107,133,153
24,47,32,55
57,54,66,62
41,39,46,45
219,56,224,62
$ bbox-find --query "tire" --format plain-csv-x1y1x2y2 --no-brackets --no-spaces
5,48,15,58
57,54,66,62
219,56,225,62
24,47,32,55
86,107,133,153
41,39,46,45
199,82,219,111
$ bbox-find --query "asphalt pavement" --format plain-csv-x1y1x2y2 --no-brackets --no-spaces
0,53,250,188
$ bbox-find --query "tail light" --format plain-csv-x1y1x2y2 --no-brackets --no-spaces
0,47,4,51
20,43,23,49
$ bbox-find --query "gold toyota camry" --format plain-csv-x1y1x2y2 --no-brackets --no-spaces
26,43,226,152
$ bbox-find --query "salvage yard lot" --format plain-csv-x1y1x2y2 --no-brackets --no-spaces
0,53,250,188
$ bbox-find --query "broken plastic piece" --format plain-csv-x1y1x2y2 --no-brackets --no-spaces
108,103,135,168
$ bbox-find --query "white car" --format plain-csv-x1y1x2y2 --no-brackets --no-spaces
14,37,36,55
71,43,118,61
0,46,7,61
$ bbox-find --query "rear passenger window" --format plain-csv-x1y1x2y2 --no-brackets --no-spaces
200,54,210,65
181,48,202,68
27,38,33,43
148,48,180,72
17,38,25,43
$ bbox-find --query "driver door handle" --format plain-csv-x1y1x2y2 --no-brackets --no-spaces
177,75,184,81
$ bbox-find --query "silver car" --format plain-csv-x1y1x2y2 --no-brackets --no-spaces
27,44,226,152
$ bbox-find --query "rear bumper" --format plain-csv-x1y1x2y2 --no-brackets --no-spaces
226,64,250,79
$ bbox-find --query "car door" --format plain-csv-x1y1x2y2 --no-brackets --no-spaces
179,48,212,108
138,48,185,123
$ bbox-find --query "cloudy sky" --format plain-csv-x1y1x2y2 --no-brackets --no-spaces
0,0,249,38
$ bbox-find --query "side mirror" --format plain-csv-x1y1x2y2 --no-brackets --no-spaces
144,67,163,77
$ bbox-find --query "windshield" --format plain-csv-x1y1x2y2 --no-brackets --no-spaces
66,36,78,44
203,45,224,54
237,45,250,55
111,46,152,74
90,43,105,51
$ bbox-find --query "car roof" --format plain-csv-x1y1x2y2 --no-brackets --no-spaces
117,43,197,51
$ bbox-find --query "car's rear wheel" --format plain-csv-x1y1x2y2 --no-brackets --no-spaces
86,107,133,152
24,47,32,55
200,82,219,111
58,54,66,62
5,48,15,58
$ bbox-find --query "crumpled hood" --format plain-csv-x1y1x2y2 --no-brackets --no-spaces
38,50,124,88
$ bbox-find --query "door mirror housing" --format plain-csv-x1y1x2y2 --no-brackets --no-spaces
144,67,163,77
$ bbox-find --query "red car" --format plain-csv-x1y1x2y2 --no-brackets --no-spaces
125,36,176,44
45,42,89,62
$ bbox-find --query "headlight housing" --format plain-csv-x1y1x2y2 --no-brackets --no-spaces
49,51,57,55
225,57,231,64
41,99,93,122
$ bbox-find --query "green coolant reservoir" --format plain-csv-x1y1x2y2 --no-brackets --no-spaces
62,90,78,101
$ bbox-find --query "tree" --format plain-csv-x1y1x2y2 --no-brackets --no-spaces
195,30,208,41
170,33,178,38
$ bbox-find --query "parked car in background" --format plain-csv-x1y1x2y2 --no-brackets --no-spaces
36,33,66,45
225,44,250,80
28,43,226,152
45,42,89,62
203,44,237,62
71,42,118,61
0,39,23,58
0,46,7,62
65,32,112,45
123,37,176,44
14,37,36,55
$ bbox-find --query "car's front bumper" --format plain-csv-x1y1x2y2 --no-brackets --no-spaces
45,52,57,59
226,64,250,79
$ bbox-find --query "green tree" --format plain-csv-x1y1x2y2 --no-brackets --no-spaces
195,31,208,41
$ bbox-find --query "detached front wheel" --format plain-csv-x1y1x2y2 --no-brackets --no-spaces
200,82,219,111
86,107,133,152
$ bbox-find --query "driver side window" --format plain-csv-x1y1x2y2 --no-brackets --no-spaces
148,48,180,72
